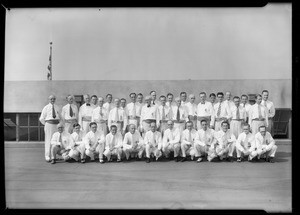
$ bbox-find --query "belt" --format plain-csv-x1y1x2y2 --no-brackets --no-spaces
232,119,244,121
45,119,60,124
96,120,107,124
143,119,156,123
252,118,265,121
174,120,185,124
82,118,91,122
197,116,211,121
215,118,226,122
65,119,77,123
129,116,140,120
160,120,168,123
111,121,122,123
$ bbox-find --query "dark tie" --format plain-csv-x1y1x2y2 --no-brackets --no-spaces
147,104,151,108
176,107,180,121
86,103,90,106
52,105,56,119
59,133,62,145
69,105,73,117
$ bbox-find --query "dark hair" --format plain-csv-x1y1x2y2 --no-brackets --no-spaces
106,94,112,98
91,95,98,99
167,93,173,97
255,94,262,99
150,90,156,95
159,95,166,100
200,119,207,124
233,96,240,100
137,93,143,97
199,92,206,96
180,92,187,96
262,90,269,94
217,92,224,97
129,93,136,97
110,125,117,130
241,94,248,99
89,122,97,127
209,93,216,97
221,120,229,126
73,123,80,128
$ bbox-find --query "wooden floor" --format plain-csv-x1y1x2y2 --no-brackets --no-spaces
5,142,291,212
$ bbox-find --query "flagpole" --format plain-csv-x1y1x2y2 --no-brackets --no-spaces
50,42,52,80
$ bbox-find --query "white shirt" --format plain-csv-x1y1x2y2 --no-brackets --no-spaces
170,106,189,122
248,103,269,127
92,106,109,122
144,130,162,149
166,101,176,107
197,101,214,117
84,130,105,150
236,132,256,151
261,100,275,118
180,101,189,113
51,131,71,150
151,100,161,107
163,128,181,145
103,102,115,113
186,102,197,116
240,103,252,118
195,128,215,147
140,104,160,122
108,107,128,131
255,131,275,151
213,101,230,119
229,105,247,121
224,100,235,109
157,105,172,121
61,103,78,121
39,103,61,125
70,131,85,147
181,129,198,146
123,131,144,148
105,132,123,150
212,129,236,148
126,102,142,118
78,103,96,126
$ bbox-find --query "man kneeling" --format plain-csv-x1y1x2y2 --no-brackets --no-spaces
144,122,163,163
69,123,86,163
123,124,145,161
104,125,123,162
162,120,181,162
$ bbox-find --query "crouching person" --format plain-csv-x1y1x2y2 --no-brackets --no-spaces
255,125,277,163
211,121,236,162
235,123,258,162
123,124,145,161
104,125,123,162
180,121,197,162
50,123,72,164
84,122,105,163
69,123,86,163
144,122,163,163
162,120,181,162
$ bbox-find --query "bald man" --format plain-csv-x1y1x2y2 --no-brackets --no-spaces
78,94,96,135
186,94,198,130
39,95,62,162
157,95,173,136
61,95,79,134
144,122,163,163
92,97,108,136
224,91,235,110
108,98,128,136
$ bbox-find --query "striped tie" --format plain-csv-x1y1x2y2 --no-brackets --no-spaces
217,103,221,117
236,107,240,120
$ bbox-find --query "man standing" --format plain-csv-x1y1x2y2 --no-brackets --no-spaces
120,98,128,113
108,98,128,136
255,125,277,163
180,92,189,113
69,123,86,163
171,97,189,133
61,95,78,134
213,92,230,131
78,94,95,135
166,93,175,107
197,92,214,130
180,121,197,162
248,94,269,135
123,124,145,161
211,121,236,162
39,95,62,162
229,96,247,139
103,94,115,113
50,123,72,164
186,94,198,130
150,90,160,107
126,93,142,130
104,125,123,162
92,97,108,136
261,90,276,136
162,120,181,162
224,91,235,109
140,96,160,137
209,93,217,106
235,123,258,162
84,122,105,163
194,119,215,162
137,93,144,106
144,122,163,163
240,94,252,123
90,95,98,107
157,95,172,136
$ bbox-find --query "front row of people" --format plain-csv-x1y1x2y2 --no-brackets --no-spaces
50,120,277,164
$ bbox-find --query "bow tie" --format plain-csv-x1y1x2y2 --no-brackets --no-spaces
147,105,151,108
86,104,91,106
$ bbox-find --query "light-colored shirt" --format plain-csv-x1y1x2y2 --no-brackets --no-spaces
123,131,144,148
108,107,128,131
166,101,176,107
103,102,115,113
105,132,123,150
61,103,78,121
92,106,108,122
248,103,269,127
224,100,235,109
229,105,247,121
197,101,214,117
181,129,197,146
170,106,189,122
51,131,71,150
163,128,181,145
126,102,142,118
151,100,161,107
236,132,256,151
84,130,105,150
186,102,197,116
70,131,85,147
157,105,172,121
240,103,252,118
180,101,189,113
213,101,230,119
195,128,215,147
78,103,96,127
39,103,61,125
212,129,236,148
144,130,162,149
140,104,160,122
255,131,275,151
261,100,275,118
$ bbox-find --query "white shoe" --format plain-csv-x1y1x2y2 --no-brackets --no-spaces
197,158,203,163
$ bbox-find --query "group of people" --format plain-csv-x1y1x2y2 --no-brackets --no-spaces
39,90,277,164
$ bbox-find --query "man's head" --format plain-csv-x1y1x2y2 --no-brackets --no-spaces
106,94,113,103
241,94,248,104
209,93,216,104
129,93,136,103
129,124,136,134
137,93,143,103
73,123,81,133
160,95,166,106
91,95,98,105
57,123,64,133
83,94,90,104
175,97,181,107
144,95,152,106
114,98,120,108
180,92,187,102
221,121,229,132
66,95,74,104
98,97,104,107
167,93,173,103
167,120,174,130
233,96,240,107
110,125,117,135
201,119,208,130
186,121,193,131
48,95,56,105
199,92,206,103
262,90,269,101
120,98,126,108
225,91,231,101
150,91,156,101
255,94,262,104
189,94,196,103
89,122,97,133
242,123,250,134
150,122,156,132
259,125,267,136
217,92,224,103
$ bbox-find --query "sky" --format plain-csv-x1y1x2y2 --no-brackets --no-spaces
5,4,291,81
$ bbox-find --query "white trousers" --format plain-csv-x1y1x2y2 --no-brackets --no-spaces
267,118,274,136
44,122,58,161
85,142,105,160
215,142,236,160
230,120,243,139
123,144,145,159
145,145,162,159
251,120,266,136
68,142,86,161
162,141,180,157
257,145,277,158
236,147,258,160
180,142,193,158
103,148,123,161
190,144,213,158
158,122,168,136
82,120,91,136
51,145,69,160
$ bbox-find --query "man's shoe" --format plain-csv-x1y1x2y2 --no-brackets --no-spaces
51,159,56,164
81,159,86,163
175,157,179,162
181,157,187,162
268,157,275,163
237,157,242,162
117,159,122,162
146,158,150,163
136,157,141,161
99,159,104,164
196,157,203,163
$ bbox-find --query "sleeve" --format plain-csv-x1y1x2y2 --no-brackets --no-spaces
264,107,269,127
78,106,83,128
69,134,76,148
157,133,163,150
91,109,95,122
39,106,47,125
194,132,206,147
156,108,160,127
210,105,215,127
269,102,276,118
162,130,168,145
123,133,129,147
255,134,261,150
235,134,244,151
74,105,79,120
123,111,128,132
248,107,253,127
249,136,256,151
98,134,105,145
65,134,72,150
108,110,112,131
105,135,110,150
117,134,123,148
84,133,90,150
61,106,66,121
184,108,189,122
266,133,275,150
229,134,236,143
181,132,192,145
211,132,218,148
144,132,150,145
51,133,60,146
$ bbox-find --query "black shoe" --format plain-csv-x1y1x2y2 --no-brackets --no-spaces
117,159,122,162
229,156,234,162
268,157,275,163
81,159,86,163
135,157,140,161
146,158,150,163
175,157,179,162
181,157,187,162
237,157,242,162
265,157,269,162
51,159,56,164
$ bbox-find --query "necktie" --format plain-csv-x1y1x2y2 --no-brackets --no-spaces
114,108,119,121
236,107,240,120
100,107,103,117
258,104,263,119
176,107,180,121
188,131,192,142
217,103,221,117
69,105,73,117
59,133,62,144
153,132,156,145
147,104,151,108
162,106,166,120
52,105,56,119
132,103,136,118
86,103,90,106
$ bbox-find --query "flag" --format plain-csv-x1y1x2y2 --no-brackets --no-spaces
47,42,52,80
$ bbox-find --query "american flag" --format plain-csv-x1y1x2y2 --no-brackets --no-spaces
47,42,52,80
